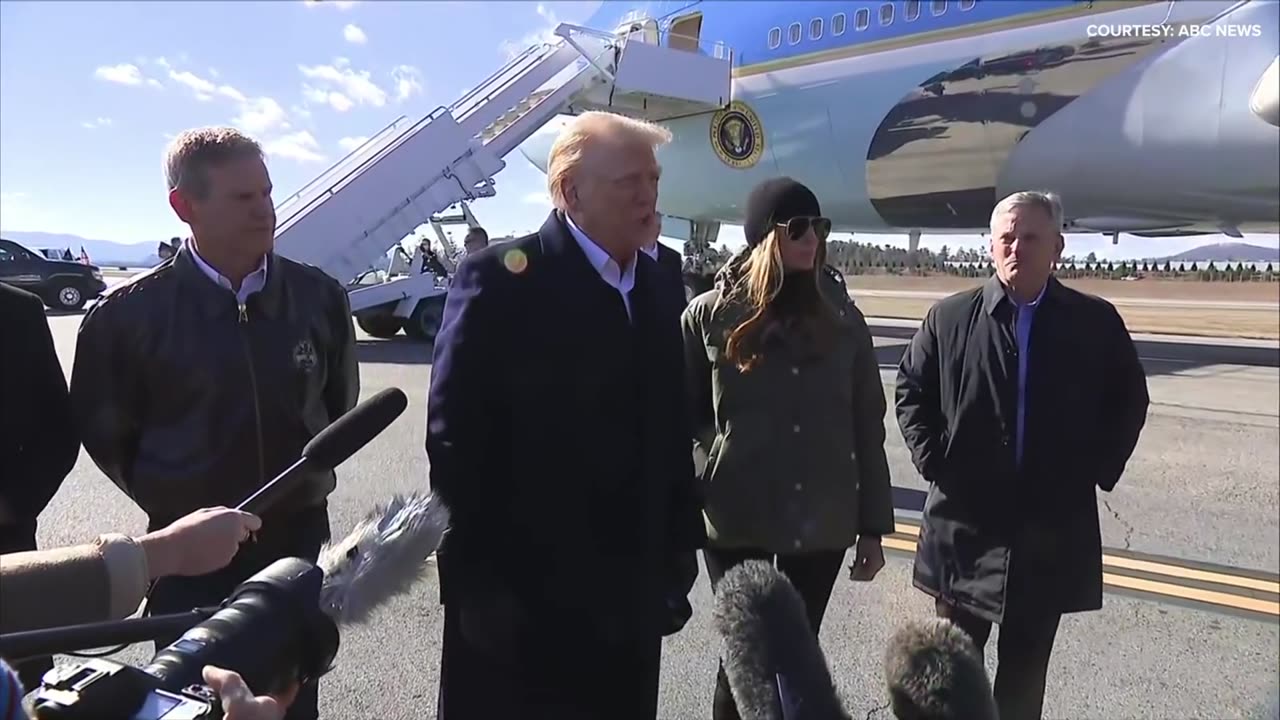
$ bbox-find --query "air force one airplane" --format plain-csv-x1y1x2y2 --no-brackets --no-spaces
261,0,1277,340
518,0,1280,250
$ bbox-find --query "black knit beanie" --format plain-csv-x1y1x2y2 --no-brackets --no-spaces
743,177,822,248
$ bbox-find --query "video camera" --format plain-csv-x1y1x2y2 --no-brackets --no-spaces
17,557,339,720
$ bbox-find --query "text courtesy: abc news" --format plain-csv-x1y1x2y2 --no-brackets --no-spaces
1087,23,1265,38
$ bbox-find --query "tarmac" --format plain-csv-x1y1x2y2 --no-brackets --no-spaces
24,311,1280,720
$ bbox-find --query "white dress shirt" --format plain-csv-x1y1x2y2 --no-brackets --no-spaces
189,244,268,306
565,214,637,321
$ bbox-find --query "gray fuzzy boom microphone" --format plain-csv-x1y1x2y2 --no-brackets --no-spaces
315,491,451,625
712,560,851,720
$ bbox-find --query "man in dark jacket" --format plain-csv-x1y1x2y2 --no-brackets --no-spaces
641,218,687,308
895,190,1149,720
426,111,705,719
0,282,80,689
68,126,359,720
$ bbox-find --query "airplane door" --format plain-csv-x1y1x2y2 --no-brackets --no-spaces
668,12,703,53
619,17,660,45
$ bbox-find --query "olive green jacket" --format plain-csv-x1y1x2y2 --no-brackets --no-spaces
680,266,896,553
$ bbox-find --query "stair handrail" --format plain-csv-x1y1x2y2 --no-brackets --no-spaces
274,108,449,237
275,115,410,218
450,42,564,125
451,42,551,116
553,23,619,81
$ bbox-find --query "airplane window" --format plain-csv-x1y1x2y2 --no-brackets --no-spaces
855,8,870,30
959,0,975,9
906,0,920,21
789,22,801,44
768,27,781,49
833,13,847,35
932,0,947,15
810,17,823,40
880,3,894,25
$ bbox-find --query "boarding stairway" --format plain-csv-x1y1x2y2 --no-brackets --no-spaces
270,21,733,340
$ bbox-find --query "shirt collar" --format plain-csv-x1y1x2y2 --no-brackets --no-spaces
641,240,659,261
189,242,268,301
565,213,637,286
984,274,1050,315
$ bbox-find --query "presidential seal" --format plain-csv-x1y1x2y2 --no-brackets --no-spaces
710,101,764,169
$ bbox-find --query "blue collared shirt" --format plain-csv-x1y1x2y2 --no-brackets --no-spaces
1013,283,1047,467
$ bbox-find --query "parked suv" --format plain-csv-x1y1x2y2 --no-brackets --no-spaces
0,237,107,310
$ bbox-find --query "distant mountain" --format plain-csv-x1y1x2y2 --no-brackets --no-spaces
0,230,160,267
1160,242,1280,263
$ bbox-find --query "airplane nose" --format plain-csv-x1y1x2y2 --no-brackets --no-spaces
516,116,570,175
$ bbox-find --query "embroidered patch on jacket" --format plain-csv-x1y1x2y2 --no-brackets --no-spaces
293,339,318,373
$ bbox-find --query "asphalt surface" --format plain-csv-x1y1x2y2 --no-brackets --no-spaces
21,312,1280,720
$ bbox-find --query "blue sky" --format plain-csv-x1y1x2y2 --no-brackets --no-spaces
0,0,1275,261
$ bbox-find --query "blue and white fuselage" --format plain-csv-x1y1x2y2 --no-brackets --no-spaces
519,0,1279,236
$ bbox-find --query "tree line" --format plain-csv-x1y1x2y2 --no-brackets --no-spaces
823,240,1279,282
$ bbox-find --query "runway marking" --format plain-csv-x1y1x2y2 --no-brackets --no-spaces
885,520,1280,620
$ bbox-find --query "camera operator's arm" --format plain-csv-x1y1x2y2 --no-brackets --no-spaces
0,508,260,633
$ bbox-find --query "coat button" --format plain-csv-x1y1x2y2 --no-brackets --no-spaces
794,482,803,491
791,367,799,375
793,539,802,549
793,424,801,433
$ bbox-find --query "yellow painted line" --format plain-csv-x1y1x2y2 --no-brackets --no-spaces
1103,573,1280,617
733,1,1165,78
893,522,1280,594
880,535,1278,617
882,536,918,553
1104,555,1280,595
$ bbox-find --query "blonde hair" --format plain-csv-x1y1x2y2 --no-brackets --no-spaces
723,229,835,371
546,112,673,210
164,126,264,200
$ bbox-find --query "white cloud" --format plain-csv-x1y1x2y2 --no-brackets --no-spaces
303,84,354,112
343,24,368,44
522,191,551,205
234,97,289,135
81,117,112,129
264,131,326,163
299,59,388,108
338,136,369,151
94,63,143,85
392,65,423,102
167,69,218,100
500,3,562,59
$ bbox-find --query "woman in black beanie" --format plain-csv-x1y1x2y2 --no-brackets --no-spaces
681,176,896,720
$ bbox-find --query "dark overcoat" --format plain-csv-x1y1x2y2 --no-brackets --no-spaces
895,275,1149,623
425,210,706,718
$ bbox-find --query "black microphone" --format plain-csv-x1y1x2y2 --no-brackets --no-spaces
711,560,850,720
883,618,997,720
237,387,408,514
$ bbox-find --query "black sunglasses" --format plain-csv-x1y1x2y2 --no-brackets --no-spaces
776,216,831,241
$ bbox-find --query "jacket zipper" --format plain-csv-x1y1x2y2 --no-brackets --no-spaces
238,301,266,491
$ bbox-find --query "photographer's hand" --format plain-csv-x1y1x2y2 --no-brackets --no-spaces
137,507,262,579
202,666,296,720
